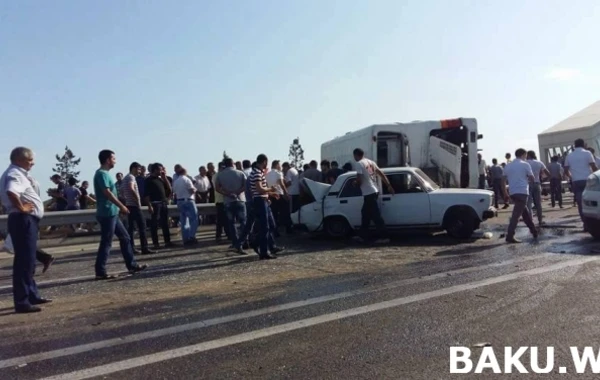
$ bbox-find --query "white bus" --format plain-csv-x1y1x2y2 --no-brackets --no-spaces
320,118,482,188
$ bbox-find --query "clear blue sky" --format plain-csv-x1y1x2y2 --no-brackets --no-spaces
1,0,599,195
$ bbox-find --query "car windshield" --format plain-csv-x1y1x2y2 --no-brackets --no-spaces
414,169,440,191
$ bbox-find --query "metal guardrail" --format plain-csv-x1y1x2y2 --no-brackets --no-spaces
0,204,217,230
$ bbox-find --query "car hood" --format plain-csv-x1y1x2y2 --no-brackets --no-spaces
301,178,331,201
430,188,493,196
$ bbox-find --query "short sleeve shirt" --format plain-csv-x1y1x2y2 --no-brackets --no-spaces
94,169,119,217
356,158,379,196
0,164,44,218
122,174,141,206
527,159,547,183
565,148,595,181
503,159,533,196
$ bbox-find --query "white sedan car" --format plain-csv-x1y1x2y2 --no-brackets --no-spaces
291,167,497,239
582,172,600,239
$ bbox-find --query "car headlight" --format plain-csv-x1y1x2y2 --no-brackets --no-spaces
586,175,600,191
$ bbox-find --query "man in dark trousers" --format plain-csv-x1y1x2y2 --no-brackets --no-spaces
1,147,51,313
144,163,176,249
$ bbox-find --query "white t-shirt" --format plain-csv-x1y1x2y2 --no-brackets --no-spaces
194,175,211,193
594,156,600,169
564,148,595,181
266,170,284,195
355,158,379,196
173,175,195,200
503,159,533,196
0,164,44,218
527,159,547,184
478,159,487,176
285,168,300,195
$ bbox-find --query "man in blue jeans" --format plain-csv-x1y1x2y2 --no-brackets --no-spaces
93,150,147,280
215,158,247,255
172,166,199,246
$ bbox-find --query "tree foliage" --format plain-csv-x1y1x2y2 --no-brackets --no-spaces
52,146,81,183
288,137,305,169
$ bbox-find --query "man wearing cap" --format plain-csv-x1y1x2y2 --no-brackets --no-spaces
1,147,51,313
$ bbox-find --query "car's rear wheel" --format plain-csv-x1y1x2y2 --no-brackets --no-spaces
325,216,352,239
444,209,476,239
584,217,600,240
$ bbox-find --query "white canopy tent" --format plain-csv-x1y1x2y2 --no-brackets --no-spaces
538,100,600,165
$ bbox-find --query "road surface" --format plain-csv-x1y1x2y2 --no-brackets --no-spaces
1,200,600,379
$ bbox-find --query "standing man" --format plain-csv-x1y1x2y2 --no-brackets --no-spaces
320,160,331,183
564,139,598,223
505,153,512,164
302,161,322,182
49,174,68,211
144,163,175,249
501,148,537,243
266,160,288,232
122,162,154,254
215,158,247,254
1,147,51,313
194,166,211,204
64,177,82,211
326,161,344,184
489,159,508,209
353,148,393,244
548,155,564,208
526,151,550,226
79,181,95,210
283,162,300,214
248,154,281,260
477,153,487,189
213,162,230,242
242,160,252,177
173,166,199,246
94,150,147,280
136,166,146,202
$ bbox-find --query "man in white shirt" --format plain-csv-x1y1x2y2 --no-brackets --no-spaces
564,139,598,223
526,151,550,225
502,148,537,243
173,167,199,245
477,153,487,189
266,160,290,234
353,148,394,244
194,166,211,204
587,148,600,170
283,162,300,213
0,147,50,313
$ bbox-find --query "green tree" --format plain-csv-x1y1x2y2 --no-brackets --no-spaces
52,146,81,183
288,137,305,169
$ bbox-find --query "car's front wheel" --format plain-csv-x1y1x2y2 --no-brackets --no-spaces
325,216,352,239
584,217,600,240
444,209,476,239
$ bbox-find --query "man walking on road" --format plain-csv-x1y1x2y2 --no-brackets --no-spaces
0,147,51,313
352,148,394,244
548,156,564,208
122,162,155,254
502,148,537,243
564,139,598,224
526,151,550,226
94,150,147,280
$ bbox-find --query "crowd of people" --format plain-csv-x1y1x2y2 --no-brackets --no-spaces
0,146,366,313
477,138,599,243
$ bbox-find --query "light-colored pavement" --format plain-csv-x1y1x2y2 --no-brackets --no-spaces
2,198,600,379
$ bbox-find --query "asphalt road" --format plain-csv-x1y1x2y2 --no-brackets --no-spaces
2,199,600,379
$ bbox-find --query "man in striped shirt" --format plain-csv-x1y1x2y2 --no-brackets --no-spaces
248,154,282,260
122,162,155,255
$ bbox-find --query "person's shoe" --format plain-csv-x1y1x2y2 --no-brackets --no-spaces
133,248,141,254
153,244,161,250
352,236,367,244
31,298,52,305
505,237,521,243
502,204,510,209
235,247,248,255
141,249,157,255
270,246,285,255
259,254,277,260
42,255,55,274
95,274,117,280
129,264,148,274
15,305,42,314
242,242,250,250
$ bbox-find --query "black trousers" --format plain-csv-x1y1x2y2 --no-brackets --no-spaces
360,192,388,240
216,202,230,239
492,179,503,208
290,195,300,214
127,205,149,251
550,178,563,207
150,201,171,246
